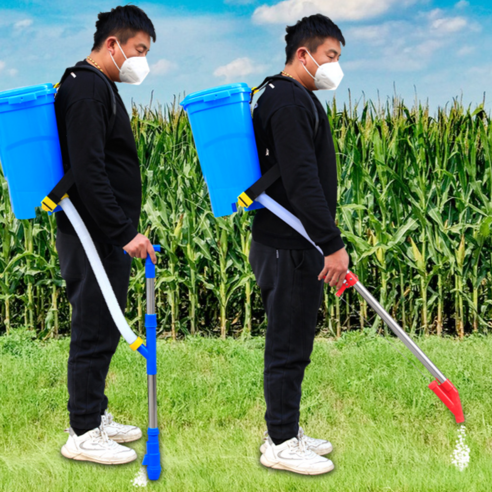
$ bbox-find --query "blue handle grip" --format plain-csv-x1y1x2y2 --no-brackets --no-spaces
123,244,160,278
146,245,161,279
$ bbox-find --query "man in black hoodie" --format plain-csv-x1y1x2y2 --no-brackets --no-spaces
250,14,349,475
54,5,156,465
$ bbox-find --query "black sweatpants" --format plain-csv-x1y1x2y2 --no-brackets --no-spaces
249,239,325,444
56,229,132,431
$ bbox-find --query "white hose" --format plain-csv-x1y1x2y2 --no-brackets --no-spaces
255,192,324,255
59,192,315,347
59,196,138,346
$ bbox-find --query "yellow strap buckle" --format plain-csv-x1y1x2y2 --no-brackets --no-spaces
237,192,253,208
41,196,57,212
41,193,68,213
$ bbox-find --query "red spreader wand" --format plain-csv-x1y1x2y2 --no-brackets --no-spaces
337,271,465,424
244,194,465,424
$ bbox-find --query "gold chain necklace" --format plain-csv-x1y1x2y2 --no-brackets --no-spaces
281,70,294,79
86,56,104,73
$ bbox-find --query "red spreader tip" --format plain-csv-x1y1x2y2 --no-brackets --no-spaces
428,379,465,424
336,271,359,297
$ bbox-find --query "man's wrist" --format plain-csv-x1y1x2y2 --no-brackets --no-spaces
116,225,139,249
319,235,345,257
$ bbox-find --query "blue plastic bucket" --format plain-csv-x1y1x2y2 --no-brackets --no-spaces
181,83,263,217
0,83,64,219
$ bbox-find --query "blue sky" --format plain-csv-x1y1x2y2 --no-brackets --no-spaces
0,0,491,114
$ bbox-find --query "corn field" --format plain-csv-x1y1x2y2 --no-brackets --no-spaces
1,94,492,340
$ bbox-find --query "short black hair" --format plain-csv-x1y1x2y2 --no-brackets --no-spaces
285,14,345,64
92,5,156,51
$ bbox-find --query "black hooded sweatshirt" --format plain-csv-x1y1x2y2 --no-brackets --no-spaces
252,76,345,256
54,60,141,247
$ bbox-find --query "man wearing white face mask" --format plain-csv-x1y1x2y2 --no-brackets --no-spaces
54,6,157,465
249,14,350,475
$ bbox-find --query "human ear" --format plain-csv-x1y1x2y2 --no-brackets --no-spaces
297,47,308,66
106,37,117,57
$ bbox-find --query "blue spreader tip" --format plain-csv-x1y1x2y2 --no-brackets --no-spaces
143,427,161,481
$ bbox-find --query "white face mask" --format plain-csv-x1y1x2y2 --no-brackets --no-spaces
302,50,344,91
110,39,150,85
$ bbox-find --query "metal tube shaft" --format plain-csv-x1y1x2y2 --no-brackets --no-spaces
147,278,155,314
256,193,448,384
353,281,447,383
148,375,157,428
146,276,157,428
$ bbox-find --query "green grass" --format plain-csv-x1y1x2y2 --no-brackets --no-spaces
1,330,492,491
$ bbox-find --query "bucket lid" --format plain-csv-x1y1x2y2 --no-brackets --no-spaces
181,83,251,110
0,83,56,107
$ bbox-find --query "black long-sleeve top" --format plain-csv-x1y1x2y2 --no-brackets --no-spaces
54,60,141,247
252,76,345,256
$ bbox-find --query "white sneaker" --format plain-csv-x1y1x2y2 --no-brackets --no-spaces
101,410,142,443
61,426,137,465
260,436,334,475
297,427,333,455
260,427,333,455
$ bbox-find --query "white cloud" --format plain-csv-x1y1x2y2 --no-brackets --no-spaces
252,0,420,24
346,23,396,46
213,56,267,82
150,59,177,75
466,65,492,81
343,8,476,75
455,0,469,9
425,9,480,35
430,15,468,34
0,8,270,107
404,39,446,58
0,61,17,77
457,45,475,57
13,19,33,29
0,1,487,115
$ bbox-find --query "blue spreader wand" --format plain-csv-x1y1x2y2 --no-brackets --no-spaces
135,245,162,480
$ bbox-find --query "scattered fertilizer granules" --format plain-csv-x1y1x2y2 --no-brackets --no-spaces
132,467,148,487
451,425,470,472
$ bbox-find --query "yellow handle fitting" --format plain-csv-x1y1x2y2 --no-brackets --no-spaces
129,337,144,351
